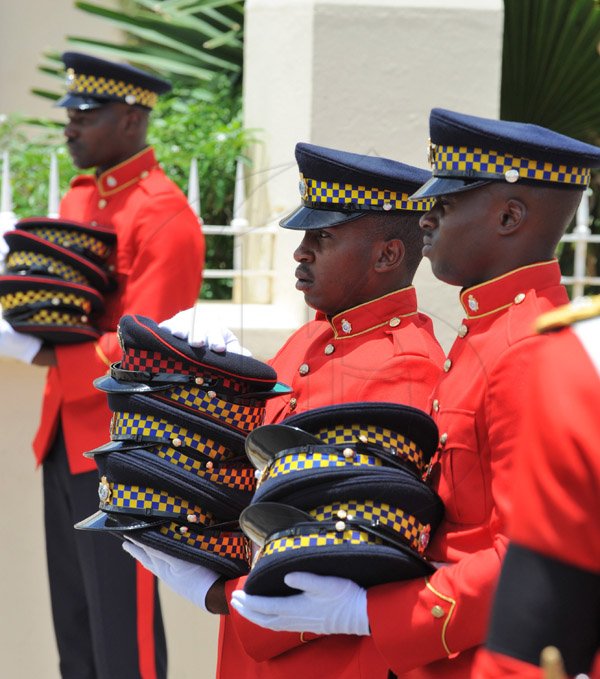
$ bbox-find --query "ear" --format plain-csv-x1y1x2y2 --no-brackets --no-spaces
373,238,405,273
498,198,527,235
122,106,143,135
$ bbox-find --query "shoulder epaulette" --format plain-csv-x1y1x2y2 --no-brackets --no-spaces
535,294,600,333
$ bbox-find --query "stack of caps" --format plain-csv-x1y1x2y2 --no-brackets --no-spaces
239,402,444,595
76,314,291,578
0,216,116,343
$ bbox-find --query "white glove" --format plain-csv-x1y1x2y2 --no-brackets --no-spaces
0,235,8,263
122,539,221,612
0,318,42,363
229,572,370,636
159,306,251,356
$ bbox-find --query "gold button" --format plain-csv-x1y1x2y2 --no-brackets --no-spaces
98,198,107,209
432,399,440,412
140,170,150,179
90,221,98,226
324,344,335,355
514,293,525,304
106,176,117,187
389,317,401,328
443,358,452,372
439,433,448,445
457,324,468,338
299,363,309,376
431,605,445,618
289,397,297,411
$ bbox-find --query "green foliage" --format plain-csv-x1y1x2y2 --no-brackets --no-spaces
35,0,244,101
502,0,600,295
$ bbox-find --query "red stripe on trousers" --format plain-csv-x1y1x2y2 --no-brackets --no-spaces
137,562,158,679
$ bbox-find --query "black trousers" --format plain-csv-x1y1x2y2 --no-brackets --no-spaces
43,427,167,679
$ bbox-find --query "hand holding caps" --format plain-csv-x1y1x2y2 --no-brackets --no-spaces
122,539,221,613
230,571,370,636
0,317,42,363
159,306,251,356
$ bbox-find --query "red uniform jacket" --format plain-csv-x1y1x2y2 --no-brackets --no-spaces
32,147,205,474
473,312,600,678
216,287,445,678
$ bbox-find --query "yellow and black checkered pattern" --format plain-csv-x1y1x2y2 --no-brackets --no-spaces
22,309,91,327
154,444,256,492
315,423,425,473
67,70,158,108
27,227,112,260
157,385,266,433
0,288,93,314
261,449,384,487
6,251,91,286
310,500,429,553
160,523,251,564
302,175,434,211
102,482,215,522
432,144,591,187
110,411,236,461
262,528,381,557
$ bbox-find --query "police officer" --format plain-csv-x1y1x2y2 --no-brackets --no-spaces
475,295,600,678
226,110,600,679
124,142,446,678
0,52,205,678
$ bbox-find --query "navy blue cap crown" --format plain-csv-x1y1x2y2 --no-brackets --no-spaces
57,52,171,110
413,108,600,198
280,142,433,229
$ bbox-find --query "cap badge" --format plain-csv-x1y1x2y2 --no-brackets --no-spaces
427,139,437,168
65,68,75,85
298,174,308,200
98,476,112,503
418,525,431,554
341,319,352,334
468,294,479,312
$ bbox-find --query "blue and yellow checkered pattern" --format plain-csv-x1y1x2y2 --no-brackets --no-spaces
315,423,424,473
6,251,91,286
310,500,429,553
67,69,158,108
0,288,93,314
110,411,236,461
154,444,256,492
262,528,380,557
301,174,434,211
101,481,215,522
157,385,265,433
26,227,112,260
432,144,591,187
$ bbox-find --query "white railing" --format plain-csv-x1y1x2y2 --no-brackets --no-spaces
559,190,600,298
2,153,598,300
0,153,278,295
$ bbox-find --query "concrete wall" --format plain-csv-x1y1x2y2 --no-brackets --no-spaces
0,1,503,677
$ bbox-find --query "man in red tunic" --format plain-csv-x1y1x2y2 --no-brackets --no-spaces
223,111,600,678
124,142,445,677
0,52,205,678
473,295,600,679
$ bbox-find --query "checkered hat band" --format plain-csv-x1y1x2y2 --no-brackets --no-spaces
6,251,91,286
433,144,591,186
262,528,382,557
110,412,234,461
159,523,251,563
68,72,158,108
120,349,247,394
264,450,384,485
310,501,426,553
25,309,91,326
154,445,256,491
28,227,112,260
104,482,214,522
304,177,433,211
0,288,92,314
160,385,265,433
315,424,424,474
